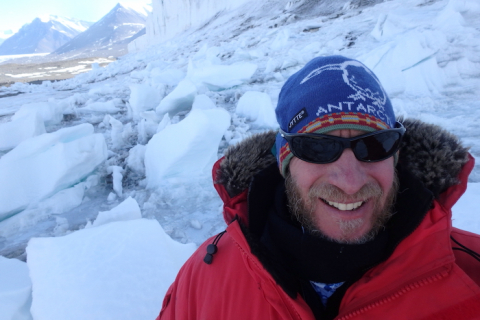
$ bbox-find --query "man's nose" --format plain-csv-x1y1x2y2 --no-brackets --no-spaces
325,148,368,195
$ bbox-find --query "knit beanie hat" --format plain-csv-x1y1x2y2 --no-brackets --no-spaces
275,55,395,176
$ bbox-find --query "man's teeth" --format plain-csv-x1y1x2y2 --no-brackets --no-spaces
326,200,364,211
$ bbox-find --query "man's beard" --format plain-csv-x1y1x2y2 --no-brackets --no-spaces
285,171,399,244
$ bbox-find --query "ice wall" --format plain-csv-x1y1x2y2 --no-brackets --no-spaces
129,0,251,51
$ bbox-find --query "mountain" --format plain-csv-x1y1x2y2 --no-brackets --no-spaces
52,3,147,57
0,16,92,55
0,29,15,46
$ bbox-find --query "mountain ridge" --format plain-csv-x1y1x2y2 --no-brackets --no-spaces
52,3,147,57
0,16,92,55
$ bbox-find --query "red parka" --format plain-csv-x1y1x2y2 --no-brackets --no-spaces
158,120,480,319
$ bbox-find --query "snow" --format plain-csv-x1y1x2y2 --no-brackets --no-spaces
0,0,480,318
38,15,90,34
119,2,152,17
26,218,195,320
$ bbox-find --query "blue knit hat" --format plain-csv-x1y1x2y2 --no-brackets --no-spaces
275,55,395,176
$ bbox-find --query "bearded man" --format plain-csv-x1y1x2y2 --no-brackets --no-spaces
157,56,480,320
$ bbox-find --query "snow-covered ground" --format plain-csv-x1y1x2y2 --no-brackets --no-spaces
0,0,479,319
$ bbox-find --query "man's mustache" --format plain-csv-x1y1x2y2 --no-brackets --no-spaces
308,182,384,204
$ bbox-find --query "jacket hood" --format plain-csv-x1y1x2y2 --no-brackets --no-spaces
215,118,471,202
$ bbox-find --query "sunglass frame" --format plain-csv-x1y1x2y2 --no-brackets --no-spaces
280,121,406,164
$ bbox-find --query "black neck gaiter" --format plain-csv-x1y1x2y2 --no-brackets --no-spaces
263,183,389,284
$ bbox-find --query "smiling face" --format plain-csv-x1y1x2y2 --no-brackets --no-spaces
285,128,398,244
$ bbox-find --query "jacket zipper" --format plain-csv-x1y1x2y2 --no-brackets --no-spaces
336,269,449,320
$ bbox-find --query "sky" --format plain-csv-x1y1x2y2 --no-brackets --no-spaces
0,0,151,34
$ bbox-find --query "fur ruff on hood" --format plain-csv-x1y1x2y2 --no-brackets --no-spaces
216,118,470,199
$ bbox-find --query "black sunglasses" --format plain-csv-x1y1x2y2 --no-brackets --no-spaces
280,121,406,164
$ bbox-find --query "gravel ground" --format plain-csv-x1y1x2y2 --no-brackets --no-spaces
0,56,116,87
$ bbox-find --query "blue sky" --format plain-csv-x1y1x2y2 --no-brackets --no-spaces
0,0,151,33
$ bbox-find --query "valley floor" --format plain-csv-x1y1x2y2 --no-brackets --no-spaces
0,56,116,87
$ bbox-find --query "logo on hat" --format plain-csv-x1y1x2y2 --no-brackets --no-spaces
300,60,388,111
288,108,309,130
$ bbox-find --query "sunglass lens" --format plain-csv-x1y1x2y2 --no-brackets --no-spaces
354,132,401,161
291,136,342,163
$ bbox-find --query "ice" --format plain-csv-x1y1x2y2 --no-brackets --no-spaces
448,0,480,13
156,113,171,133
265,58,283,74
361,30,446,96
36,182,86,215
137,116,159,145
0,256,32,320
12,101,64,125
143,0,250,45
0,112,45,151
188,60,258,90
107,192,117,202
155,79,197,119
0,182,86,240
270,29,290,51
126,144,147,175
107,115,126,150
370,13,405,41
88,84,117,97
192,94,216,110
236,91,278,129
77,101,121,114
26,219,196,320
145,108,231,188
92,197,141,227
150,68,185,87
128,84,163,120
107,166,124,197
0,124,107,221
